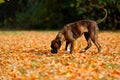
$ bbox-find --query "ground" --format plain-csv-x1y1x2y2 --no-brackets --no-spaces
0,31,120,80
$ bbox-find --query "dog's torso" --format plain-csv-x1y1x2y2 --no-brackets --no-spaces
61,20,98,41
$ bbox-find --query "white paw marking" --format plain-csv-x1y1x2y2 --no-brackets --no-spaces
67,48,70,52
81,49,86,52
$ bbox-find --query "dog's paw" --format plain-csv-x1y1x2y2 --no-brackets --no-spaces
67,48,70,52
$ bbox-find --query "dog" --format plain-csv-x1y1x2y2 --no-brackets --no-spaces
51,8,107,54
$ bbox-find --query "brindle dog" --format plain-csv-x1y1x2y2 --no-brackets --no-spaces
51,8,107,54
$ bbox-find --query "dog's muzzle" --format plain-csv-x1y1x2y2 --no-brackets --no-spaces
51,49,58,54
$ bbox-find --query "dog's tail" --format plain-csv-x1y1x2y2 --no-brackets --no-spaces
96,8,107,24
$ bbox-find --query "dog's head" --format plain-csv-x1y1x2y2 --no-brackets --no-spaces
50,39,61,54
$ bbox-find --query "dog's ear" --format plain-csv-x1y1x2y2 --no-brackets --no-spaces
51,40,55,48
58,40,61,46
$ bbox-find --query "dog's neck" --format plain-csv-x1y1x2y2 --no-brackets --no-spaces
56,32,65,43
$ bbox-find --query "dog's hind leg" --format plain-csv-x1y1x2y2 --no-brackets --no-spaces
90,30,101,53
80,32,92,53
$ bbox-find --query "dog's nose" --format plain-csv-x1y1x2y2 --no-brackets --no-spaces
51,50,57,54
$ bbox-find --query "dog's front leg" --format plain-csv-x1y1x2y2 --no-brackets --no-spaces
70,41,74,53
65,41,69,50
65,41,71,52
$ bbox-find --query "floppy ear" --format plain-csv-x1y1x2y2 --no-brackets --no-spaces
58,40,61,46
51,40,55,48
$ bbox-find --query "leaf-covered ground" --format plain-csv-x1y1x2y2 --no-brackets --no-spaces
0,31,120,80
